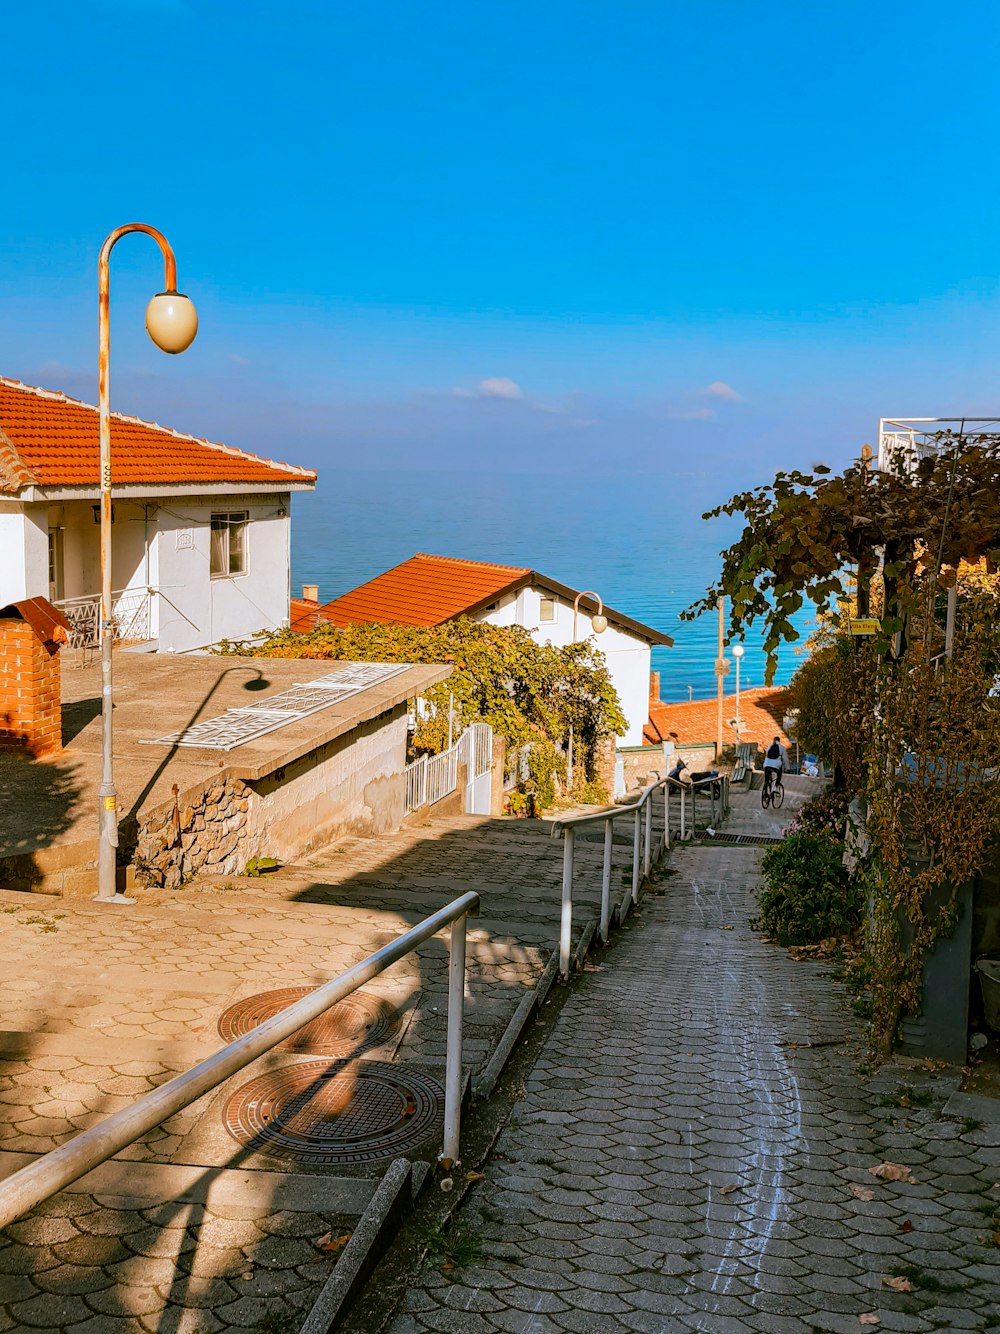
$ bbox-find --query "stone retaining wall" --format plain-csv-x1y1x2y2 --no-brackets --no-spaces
135,777,252,889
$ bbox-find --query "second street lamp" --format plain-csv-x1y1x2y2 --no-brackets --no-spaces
95,224,198,905
731,642,745,744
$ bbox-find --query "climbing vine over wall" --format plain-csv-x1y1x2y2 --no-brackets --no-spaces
217,617,626,796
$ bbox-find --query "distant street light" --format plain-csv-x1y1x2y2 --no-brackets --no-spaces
568,590,607,791
96,224,198,905
732,643,745,743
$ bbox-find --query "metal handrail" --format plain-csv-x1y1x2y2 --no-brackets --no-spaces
549,773,731,977
0,891,480,1231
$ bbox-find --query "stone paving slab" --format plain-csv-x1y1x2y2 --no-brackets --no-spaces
0,801,629,1330
380,782,1000,1333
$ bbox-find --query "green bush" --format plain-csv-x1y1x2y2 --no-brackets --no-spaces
785,788,851,841
752,832,859,945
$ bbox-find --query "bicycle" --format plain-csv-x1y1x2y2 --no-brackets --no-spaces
761,768,785,809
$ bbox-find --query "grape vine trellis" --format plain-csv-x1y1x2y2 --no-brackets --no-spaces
691,435,1000,1058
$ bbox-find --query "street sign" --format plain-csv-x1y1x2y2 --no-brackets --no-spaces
850,618,879,636
714,657,730,677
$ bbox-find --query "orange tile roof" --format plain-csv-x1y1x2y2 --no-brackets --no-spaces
289,596,325,632
321,554,530,628
311,553,673,645
644,686,794,751
0,377,316,493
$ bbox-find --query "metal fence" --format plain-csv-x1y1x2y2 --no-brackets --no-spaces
405,723,494,814
55,587,153,648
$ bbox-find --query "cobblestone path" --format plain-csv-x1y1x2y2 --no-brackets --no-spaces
0,809,612,1332
387,792,1000,1333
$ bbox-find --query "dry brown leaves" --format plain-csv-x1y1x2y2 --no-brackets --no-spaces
883,1275,912,1292
868,1161,918,1184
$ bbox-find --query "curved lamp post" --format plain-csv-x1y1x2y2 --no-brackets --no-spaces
567,591,607,792
731,643,745,743
96,224,198,904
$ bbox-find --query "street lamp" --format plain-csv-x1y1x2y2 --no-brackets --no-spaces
96,224,198,904
731,643,745,743
568,590,607,792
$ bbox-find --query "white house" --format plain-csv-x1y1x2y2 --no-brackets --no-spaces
296,552,672,745
0,376,316,652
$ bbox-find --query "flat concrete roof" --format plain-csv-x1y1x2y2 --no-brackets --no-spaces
0,652,450,860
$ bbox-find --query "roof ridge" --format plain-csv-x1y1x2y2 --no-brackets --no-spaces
411,552,530,573
0,375,316,480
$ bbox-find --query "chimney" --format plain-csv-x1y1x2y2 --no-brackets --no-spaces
649,670,660,703
0,598,70,758
301,583,319,603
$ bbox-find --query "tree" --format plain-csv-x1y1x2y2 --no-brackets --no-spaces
685,435,1000,681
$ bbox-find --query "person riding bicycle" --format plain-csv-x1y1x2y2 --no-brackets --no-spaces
762,737,785,796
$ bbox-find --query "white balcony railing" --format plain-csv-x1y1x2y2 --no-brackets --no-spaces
54,588,153,649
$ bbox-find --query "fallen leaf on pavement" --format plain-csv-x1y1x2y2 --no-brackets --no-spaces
316,1232,352,1255
720,924,734,931
464,1170,485,1182
883,1275,912,1292
581,963,604,972
850,1185,875,1201
898,1219,913,1233
992,1231,1000,1248
718,1183,741,1196
869,1161,917,1184
859,1316,881,1327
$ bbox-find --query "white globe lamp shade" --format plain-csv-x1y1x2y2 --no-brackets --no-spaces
592,614,608,634
732,643,745,659
146,291,198,354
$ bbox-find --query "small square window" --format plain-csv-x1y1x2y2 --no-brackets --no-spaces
539,596,556,622
210,512,249,578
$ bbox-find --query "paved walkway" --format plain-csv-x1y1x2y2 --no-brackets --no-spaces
386,782,1000,1333
0,807,616,1332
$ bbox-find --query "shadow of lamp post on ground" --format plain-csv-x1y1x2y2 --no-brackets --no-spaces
95,224,199,905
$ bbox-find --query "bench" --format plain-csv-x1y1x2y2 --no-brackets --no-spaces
732,742,757,787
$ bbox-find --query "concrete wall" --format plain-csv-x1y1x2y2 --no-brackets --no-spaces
46,499,152,602
0,503,48,603
134,704,408,886
154,493,291,652
479,584,653,746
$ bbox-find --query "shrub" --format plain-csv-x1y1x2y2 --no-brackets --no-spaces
752,832,859,945
786,788,851,842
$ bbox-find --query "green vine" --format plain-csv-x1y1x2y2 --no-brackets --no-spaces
215,616,625,800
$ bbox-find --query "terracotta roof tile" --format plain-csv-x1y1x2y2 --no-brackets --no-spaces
644,686,794,751
320,553,530,628
0,377,316,492
308,553,671,645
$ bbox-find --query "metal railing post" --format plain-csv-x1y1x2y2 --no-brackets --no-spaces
441,912,467,1167
644,795,652,876
680,785,687,840
632,808,641,903
560,827,575,979
600,817,613,944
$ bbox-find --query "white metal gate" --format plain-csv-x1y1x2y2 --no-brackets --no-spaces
458,722,493,815
404,723,493,815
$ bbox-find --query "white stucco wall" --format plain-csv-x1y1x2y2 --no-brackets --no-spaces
155,494,291,652
479,584,653,746
0,502,48,603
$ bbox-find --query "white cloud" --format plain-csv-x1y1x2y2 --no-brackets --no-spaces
703,380,743,402
229,353,250,366
478,376,523,400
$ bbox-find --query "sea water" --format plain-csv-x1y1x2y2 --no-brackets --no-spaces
291,467,815,704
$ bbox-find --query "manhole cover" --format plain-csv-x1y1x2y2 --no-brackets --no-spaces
222,1060,444,1164
218,988,400,1056
698,832,785,847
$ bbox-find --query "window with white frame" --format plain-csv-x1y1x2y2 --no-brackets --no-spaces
539,596,556,622
210,511,248,577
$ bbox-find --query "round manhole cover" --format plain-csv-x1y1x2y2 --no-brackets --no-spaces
222,1061,444,1164
218,988,400,1057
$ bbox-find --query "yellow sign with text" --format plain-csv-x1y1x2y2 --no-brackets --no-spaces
849,618,879,636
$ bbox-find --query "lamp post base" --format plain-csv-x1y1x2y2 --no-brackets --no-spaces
93,893,137,906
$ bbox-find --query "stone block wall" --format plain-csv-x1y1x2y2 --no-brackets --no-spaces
0,617,62,757
135,777,252,889
133,704,410,887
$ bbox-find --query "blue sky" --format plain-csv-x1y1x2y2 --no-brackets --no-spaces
4,0,1000,484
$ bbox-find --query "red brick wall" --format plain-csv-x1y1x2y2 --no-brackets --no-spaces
0,618,62,757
